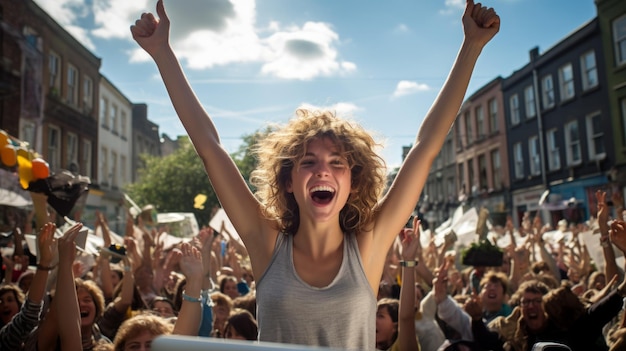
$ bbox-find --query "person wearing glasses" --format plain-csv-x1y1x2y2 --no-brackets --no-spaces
469,280,553,351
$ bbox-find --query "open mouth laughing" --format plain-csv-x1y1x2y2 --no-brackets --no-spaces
310,185,335,204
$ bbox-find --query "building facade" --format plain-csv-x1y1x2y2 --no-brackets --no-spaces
597,0,626,202
504,19,613,226
454,77,510,225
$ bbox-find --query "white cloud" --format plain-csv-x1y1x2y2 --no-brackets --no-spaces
92,0,150,40
36,0,356,80
260,21,356,80
33,0,96,49
297,102,362,116
440,0,465,15
392,80,430,98
66,25,96,51
33,0,86,25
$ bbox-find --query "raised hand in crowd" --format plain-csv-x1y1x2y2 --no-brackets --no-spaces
36,223,84,351
172,242,203,336
396,217,421,351
0,222,55,349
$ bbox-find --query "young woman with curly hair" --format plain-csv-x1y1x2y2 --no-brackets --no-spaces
131,0,500,348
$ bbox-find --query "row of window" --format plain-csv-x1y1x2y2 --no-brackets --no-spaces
100,146,128,188
510,50,599,126
461,98,499,147
512,112,605,180
48,51,93,113
100,97,129,137
457,149,502,194
19,121,94,179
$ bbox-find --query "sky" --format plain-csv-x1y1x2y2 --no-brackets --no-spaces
32,0,597,169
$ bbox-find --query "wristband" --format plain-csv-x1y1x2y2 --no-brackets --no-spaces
400,260,418,267
182,291,202,303
36,264,57,271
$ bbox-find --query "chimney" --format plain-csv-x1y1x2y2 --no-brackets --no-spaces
529,46,540,63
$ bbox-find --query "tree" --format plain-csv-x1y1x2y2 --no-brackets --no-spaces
231,127,272,189
126,131,269,228
125,137,218,227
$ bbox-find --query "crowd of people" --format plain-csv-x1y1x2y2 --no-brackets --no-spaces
3,185,626,351
3,0,626,350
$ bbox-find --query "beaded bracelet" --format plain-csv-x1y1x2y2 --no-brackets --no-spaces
182,291,202,303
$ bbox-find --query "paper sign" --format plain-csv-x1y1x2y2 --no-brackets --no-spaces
209,208,243,245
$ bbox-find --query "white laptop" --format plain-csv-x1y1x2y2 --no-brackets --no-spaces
152,335,344,351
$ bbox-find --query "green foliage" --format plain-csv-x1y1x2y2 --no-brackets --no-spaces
231,129,269,189
125,137,218,227
461,238,503,267
125,132,267,228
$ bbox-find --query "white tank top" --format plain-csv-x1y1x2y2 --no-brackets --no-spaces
256,232,376,350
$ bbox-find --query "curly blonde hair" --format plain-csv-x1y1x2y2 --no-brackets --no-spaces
113,313,173,351
250,109,386,235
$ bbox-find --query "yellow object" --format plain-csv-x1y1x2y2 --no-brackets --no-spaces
17,155,33,189
194,194,207,209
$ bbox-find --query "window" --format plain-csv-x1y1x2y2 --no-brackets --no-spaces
101,147,109,185
121,155,127,184
100,97,109,128
110,104,118,133
464,111,473,145
458,163,465,192
67,133,78,170
48,51,61,91
565,120,581,166
468,159,475,194
20,121,36,149
23,26,42,50
67,65,78,106
446,177,455,198
547,129,560,171
47,126,61,171
491,149,501,190
586,112,605,160
622,98,626,147
121,111,128,139
445,138,454,165
456,124,463,150
524,85,536,118
613,14,626,66
82,140,92,178
476,106,485,139
559,63,575,102
580,51,598,91
510,94,520,125
83,76,93,112
528,136,540,176
541,75,555,109
488,98,498,133
111,152,118,188
513,142,524,179
478,154,487,190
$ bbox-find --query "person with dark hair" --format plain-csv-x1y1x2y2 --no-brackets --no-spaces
151,296,177,320
223,309,258,341
471,280,556,351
